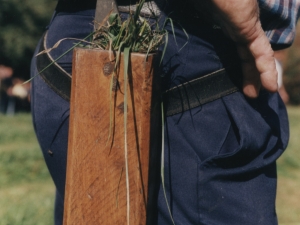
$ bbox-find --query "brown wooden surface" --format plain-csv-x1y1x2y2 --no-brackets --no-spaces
64,48,161,225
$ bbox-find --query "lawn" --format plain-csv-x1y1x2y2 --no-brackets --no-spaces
0,114,54,225
277,106,300,224
0,106,299,225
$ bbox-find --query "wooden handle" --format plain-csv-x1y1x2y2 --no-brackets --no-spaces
63,48,161,225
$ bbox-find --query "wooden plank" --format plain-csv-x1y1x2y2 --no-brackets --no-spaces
64,48,161,225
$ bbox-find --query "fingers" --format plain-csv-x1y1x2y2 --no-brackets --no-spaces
248,30,278,94
237,26,278,98
237,45,261,98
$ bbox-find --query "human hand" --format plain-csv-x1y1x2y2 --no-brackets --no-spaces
199,0,278,98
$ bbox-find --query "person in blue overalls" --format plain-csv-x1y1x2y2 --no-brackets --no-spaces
31,0,299,224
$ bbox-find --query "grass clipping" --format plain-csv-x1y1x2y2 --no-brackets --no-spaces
90,3,166,55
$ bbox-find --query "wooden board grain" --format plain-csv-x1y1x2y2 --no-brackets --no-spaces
64,48,161,225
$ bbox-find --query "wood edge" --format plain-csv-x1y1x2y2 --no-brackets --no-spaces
63,48,79,225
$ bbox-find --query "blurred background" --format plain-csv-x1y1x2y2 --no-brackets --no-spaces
0,0,300,224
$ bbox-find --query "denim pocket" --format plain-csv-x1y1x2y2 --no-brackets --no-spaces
165,96,240,163
201,91,288,169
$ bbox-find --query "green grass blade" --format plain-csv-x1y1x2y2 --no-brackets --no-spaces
106,72,115,150
24,31,95,84
160,32,168,65
161,101,176,225
177,24,189,52
116,167,124,207
163,18,177,47
133,0,146,22
123,46,131,225
145,38,154,60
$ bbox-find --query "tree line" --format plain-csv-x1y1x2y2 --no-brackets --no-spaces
0,0,56,80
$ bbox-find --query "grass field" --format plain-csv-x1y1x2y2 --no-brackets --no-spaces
0,107,299,225
0,114,54,225
277,106,300,224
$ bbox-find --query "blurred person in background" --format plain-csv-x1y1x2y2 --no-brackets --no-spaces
0,64,13,114
30,0,299,224
0,65,30,115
